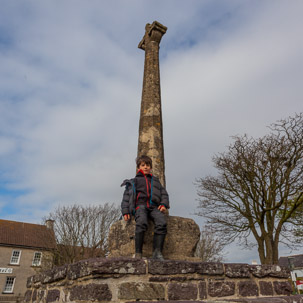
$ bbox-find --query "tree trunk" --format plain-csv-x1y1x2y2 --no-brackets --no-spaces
258,244,266,264
272,240,279,264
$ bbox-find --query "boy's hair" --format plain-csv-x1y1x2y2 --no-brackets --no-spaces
136,155,153,168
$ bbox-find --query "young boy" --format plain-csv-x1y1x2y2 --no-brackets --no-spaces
121,155,169,260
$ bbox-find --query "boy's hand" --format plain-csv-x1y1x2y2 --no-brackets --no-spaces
123,214,130,221
158,205,166,213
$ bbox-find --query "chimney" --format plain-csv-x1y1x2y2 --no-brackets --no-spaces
45,219,54,230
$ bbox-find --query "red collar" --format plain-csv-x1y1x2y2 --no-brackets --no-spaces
137,169,152,177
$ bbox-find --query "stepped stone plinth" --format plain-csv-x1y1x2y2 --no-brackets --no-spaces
108,216,200,260
25,257,296,302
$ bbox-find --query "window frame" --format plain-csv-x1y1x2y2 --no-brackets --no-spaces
3,276,16,294
32,251,42,266
10,250,21,265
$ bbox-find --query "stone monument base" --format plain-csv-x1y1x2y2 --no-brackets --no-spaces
25,258,296,302
108,216,200,260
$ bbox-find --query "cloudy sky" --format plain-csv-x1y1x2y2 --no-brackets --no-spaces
1,0,302,263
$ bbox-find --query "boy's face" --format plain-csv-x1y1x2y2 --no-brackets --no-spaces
138,162,151,175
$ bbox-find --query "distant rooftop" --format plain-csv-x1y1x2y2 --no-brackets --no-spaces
0,219,55,249
279,254,303,269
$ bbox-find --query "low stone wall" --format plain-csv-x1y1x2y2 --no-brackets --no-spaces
24,257,302,303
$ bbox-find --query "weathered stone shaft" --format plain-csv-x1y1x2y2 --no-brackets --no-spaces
137,21,167,187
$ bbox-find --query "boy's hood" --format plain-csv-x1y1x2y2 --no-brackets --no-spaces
120,179,133,187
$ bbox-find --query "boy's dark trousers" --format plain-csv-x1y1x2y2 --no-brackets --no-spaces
135,205,167,234
135,205,167,259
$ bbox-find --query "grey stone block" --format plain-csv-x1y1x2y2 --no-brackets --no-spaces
168,282,198,300
273,281,292,295
108,216,200,260
208,281,235,297
259,281,273,296
148,259,196,275
249,265,290,278
238,281,259,297
69,283,112,301
67,257,146,280
92,257,146,275
225,263,250,278
46,289,60,303
24,290,32,302
198,281,207,299
118,282,165,300
196,262,224,275
41,265,67,284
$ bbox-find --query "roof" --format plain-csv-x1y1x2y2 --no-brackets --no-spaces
279,254,303,269
0,219,56,249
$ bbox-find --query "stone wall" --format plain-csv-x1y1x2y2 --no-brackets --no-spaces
24,257,303,303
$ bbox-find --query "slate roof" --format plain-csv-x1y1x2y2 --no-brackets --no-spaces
0,219,56,249
279,254,303,269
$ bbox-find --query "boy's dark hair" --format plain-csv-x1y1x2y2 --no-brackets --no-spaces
136,155,153,169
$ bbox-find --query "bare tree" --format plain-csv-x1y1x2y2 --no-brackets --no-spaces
196,113,303,265
45,203,120,266
195,226,226,262
282,194,303,239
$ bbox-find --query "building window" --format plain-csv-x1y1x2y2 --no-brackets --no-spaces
32,252,42,266
10,250,21,265
3,277,15,293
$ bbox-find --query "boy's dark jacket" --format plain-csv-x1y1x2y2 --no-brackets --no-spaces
121,170,169,216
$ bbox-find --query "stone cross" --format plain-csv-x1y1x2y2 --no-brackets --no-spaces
137,21,167,187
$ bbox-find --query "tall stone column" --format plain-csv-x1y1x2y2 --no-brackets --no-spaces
137,21,167,187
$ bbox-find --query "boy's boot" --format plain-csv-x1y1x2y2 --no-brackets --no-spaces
152,234,165,260
135,232,144,258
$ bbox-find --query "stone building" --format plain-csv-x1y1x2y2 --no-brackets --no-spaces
0,219,55,302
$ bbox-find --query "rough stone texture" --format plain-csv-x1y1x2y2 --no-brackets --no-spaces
219,297,303,303
168,282,198,300
259,281,274,296
273,281,293,295
108,216,200,259
24,290,32,302
32,290,44,303
66,257,146,280
41,265,67,284
225,264,250,278
196,262,224,275
198,281,207,299
238,281,259,297
32,290,37,302
69,283,112,301
249,265,290,278
26,276,34,289
137,21,167,187
67,259,94,280
208,281,236,297
25,256,296,303
46,289,60,303
91,257,146,275
148,259,196,275
119,298,303,303
149,276,190,282
27,266,67,287
27,274,43,288
118,282,165,300
149,276,171,282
